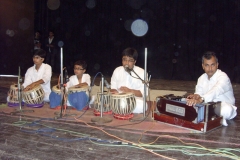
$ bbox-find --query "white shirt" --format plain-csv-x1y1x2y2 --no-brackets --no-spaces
111,66,148,113
66,74,91,90
23,63,52,101
195,69,235,105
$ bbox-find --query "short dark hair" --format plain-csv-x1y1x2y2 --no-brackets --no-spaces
74,60,87,69
33,49,46,59
122,47,138,61
202,51,218,63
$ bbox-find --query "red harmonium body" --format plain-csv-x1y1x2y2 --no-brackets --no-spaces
154,97,222,133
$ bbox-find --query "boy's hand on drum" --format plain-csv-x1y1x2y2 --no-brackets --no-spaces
110,89,118,94
24,83,37,91
119,86,131,93
75,83,87,88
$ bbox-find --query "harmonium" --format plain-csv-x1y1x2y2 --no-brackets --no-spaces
154,94,222,133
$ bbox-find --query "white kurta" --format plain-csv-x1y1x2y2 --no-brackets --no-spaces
195,69,237,124
111,66,148,113
22,63,52,102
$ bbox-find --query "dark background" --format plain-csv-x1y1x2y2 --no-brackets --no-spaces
1,0,240,82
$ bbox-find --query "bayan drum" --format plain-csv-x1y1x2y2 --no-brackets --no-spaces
67,85,89,110
49,85,62,109
94,91,112,116
7,84,24,107
22,85,45,108
111,92,136,120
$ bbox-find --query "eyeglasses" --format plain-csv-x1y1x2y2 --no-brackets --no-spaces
122,58,135,63
74,68,85,70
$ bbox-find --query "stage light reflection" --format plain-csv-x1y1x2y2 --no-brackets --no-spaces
85,30,91,36
47,0,60,10
94,64,100,70
19,18,30,30
86,0,96,9
131,19,148,37
124,19,133,31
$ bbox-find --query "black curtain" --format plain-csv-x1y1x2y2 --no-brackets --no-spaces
21,0,240,82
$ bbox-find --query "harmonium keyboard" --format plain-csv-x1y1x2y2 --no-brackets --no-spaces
154,94,222,133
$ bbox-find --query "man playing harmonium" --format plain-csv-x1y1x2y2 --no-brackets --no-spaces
186,51,237,126
110,47,148,114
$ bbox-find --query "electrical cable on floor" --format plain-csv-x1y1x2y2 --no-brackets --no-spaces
88,139,240,159
74,117,176,160
1,113,240,160
137,134,240,160
7,114,239,160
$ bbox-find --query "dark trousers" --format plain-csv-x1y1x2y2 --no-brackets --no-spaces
46,51,59,72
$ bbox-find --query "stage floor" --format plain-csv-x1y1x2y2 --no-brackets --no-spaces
0,75,239,160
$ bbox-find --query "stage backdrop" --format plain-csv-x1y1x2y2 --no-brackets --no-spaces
1,0,240,83
0,0,34,76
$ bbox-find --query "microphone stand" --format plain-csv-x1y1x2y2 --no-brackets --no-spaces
54,47,67,119
58,47,68,118
129,48,150,121
91,74,112,124
143,48,147,118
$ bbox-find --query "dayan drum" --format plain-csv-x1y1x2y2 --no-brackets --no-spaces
7,84,24,107
22,85,45,108
94,91,112,116
67,85,89,110
111,92,136,120
52,85,61,95
49,85,61,109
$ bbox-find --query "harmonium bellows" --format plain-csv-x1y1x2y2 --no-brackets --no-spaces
154,95,222,133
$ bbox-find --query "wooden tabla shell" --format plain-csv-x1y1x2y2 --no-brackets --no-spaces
22,85,45,104
111,92,136,115
94,91,111,113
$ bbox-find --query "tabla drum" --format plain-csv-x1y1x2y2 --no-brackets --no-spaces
67,85,89,110
93,91,112,116
52,85,61,95
7,84,24,107
22,85,45,108
49,85,61,109
111,92,136,120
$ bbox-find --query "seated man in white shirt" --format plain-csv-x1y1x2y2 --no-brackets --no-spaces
110,47,148,114
23,49,52,102
186,51,237,126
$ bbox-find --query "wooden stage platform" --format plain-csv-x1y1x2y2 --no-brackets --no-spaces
0,75,239,160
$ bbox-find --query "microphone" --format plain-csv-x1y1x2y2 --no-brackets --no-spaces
64,68,69,83
58,41,64,47
104,80,111,89
124,65,132,73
